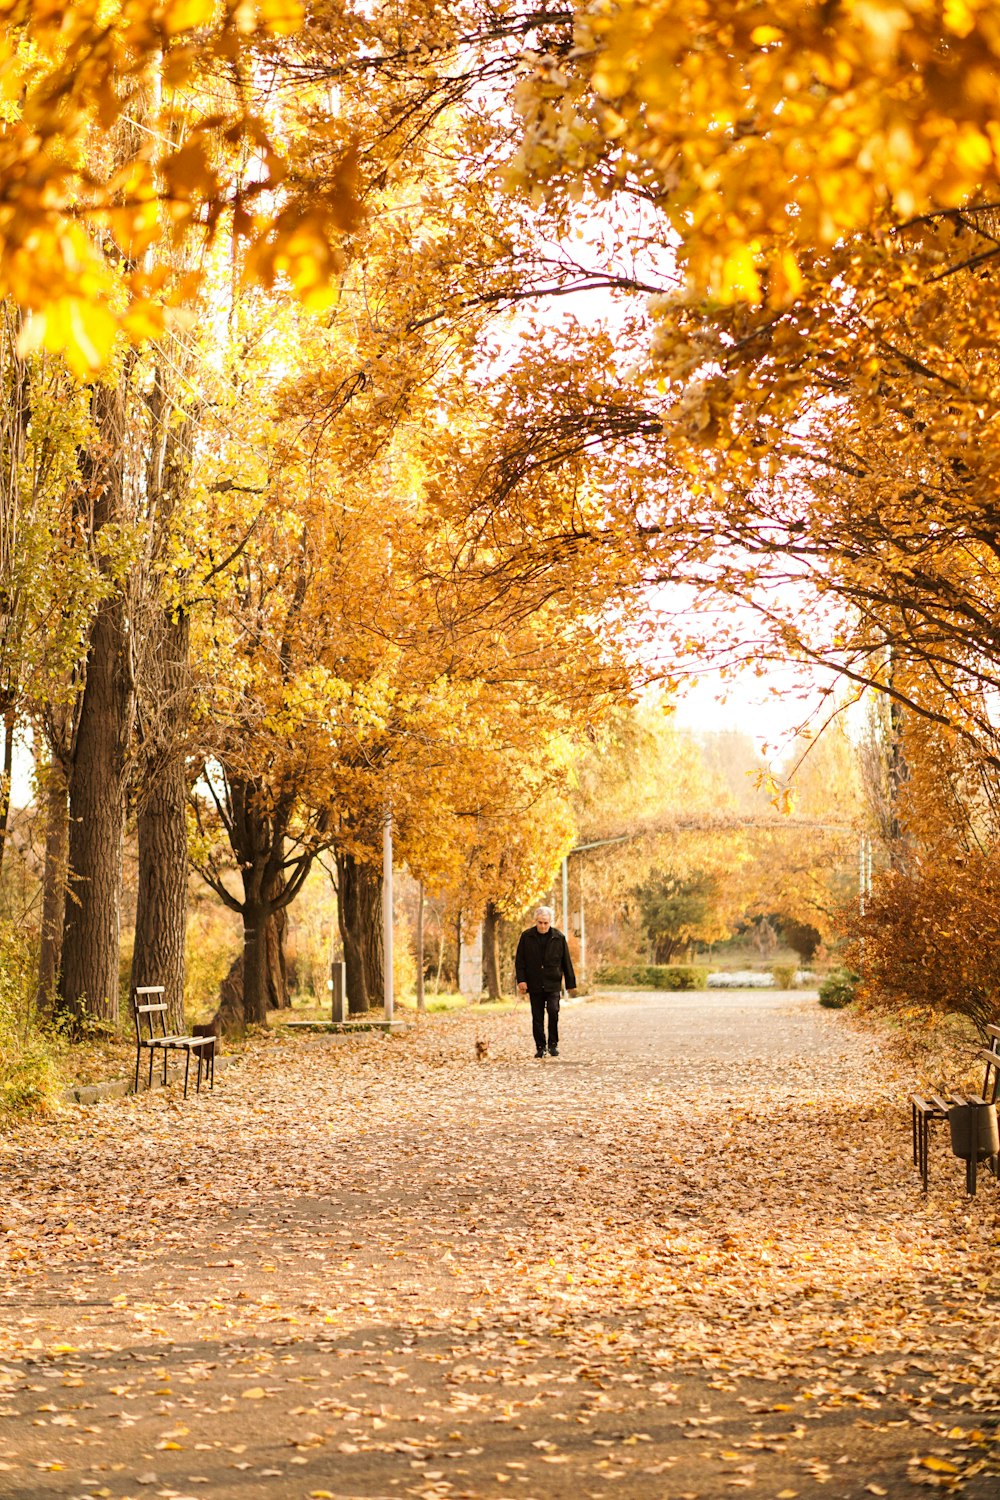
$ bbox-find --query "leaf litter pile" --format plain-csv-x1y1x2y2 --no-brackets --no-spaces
0,991,996,1500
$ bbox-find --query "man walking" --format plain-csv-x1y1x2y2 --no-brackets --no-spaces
515,905,577,1058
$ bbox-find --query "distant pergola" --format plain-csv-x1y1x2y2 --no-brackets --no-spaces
559,815,864,980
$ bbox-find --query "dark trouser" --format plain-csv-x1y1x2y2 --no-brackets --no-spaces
530,991,560,1052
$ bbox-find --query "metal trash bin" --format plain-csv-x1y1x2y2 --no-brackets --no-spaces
948,1102,1000,1194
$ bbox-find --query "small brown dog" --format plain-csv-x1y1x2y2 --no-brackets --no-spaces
475,1038,489,1061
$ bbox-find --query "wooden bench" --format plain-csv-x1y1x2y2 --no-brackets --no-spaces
131,986,216,1099
911,1025,1000,1193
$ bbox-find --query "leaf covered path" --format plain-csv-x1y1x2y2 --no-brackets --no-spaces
0,992,997,1500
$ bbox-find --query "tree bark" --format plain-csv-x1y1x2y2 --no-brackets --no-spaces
416,881,425,1012
59,594,131,1029
336,848,370,1014
58,376,135,1034
362,861,384,1005
36,756,69,1014
130,610,191,1033
887,695,910,870
0,702,13,873
483,899,502,1000
265,907,289,1007
131,763,189,1032
0,305,28,881
130,356,197,1033
241,901,270,1026
216,951,245,1036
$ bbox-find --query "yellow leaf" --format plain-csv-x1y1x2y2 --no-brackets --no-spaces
41,297,119,378
750,25,784,43
919,1457,959,1474
718,244,762,303
256,0,303,34
241,1387,267,1400
161,0,217,35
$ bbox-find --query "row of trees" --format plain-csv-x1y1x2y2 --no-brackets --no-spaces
1,3,666,1033
8,3,1000,1037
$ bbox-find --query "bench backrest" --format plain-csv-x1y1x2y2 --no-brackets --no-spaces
982,1028,1000,1104
132,985,171,1044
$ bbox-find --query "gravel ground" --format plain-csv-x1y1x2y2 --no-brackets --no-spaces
0,989,996,1500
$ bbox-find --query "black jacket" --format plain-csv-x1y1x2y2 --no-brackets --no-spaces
515,925,577,996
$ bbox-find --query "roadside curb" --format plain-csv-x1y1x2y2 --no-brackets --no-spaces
62,1053,239,1106
280,1019,414,1036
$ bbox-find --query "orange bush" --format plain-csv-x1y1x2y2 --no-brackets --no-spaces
851,855,1000,1037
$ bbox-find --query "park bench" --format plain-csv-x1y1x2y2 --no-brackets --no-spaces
131,985,216,1099
911,1024,1000,1194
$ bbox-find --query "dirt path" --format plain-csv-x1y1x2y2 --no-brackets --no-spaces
0,991,997,1500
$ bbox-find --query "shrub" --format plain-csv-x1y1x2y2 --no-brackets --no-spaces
818,967,858,1009
650,965,708,990
851,856,1000,1035
595,964,707,991
0,923,61,1115
771,962,798,990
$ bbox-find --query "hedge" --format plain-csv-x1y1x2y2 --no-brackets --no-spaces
594,964,708,991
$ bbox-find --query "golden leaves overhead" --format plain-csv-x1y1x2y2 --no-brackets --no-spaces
0,0,353,372
515,0,1000,303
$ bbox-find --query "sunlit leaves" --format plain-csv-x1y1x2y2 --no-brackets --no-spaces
0,0,352,372
516,0,1000,302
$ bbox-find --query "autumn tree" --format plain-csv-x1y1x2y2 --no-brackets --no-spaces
507,4,1000,778
0,0,357,374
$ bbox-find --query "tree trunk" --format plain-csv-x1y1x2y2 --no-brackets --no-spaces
483,899,502,1000
887,695,910,870
130,365,196,1028
416,881,425,1012
361,859,384,1004
130,609,191,1032
216,951,245,1036
58,374,135,1034
36,756,69,1014
59,595,131,1030
0,306,28,881
336,848,369,1014
241,902,270,1026
265,906,289,1008
131,763,189,1033
434,921,445,993
0,701,13,874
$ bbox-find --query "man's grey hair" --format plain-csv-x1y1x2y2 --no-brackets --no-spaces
534,905,554,921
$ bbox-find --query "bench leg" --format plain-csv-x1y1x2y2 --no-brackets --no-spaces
134,1047,141,1095
183,1049,191,1100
